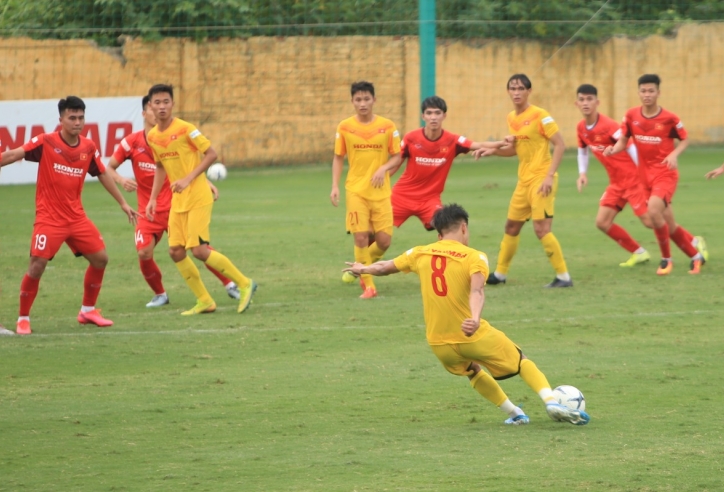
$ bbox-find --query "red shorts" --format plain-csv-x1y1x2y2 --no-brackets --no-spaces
642,171,678,205
135,210,169,251
392,194,442,231
599,183,648,217
30,217,105,259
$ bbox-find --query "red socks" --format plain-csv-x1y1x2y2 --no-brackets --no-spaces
653,225,671,259
82,266,105,307
670,226,698,258
139,258,165,295
605,224,640,253
19,274,40,316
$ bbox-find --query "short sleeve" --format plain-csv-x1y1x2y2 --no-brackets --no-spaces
388,125,401,155
186,125,211,154
334,124,346,156
400,137,410,159
112,136,132,164
539,111,560,139
671,118,687,140
468,251,489,279
22,134,45,162
454,135,472,155
621,114,632,138
88,147,106,177
393,247,418,274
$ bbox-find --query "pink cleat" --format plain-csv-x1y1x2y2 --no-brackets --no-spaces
16,319,32,335
78,309,114,327
359,287,378,299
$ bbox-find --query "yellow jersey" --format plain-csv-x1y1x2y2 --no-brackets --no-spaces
393,239,492,346
334,115,401,200
147,118,213,212
507,105,560,185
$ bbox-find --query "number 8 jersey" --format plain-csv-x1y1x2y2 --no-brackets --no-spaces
393,239,491,345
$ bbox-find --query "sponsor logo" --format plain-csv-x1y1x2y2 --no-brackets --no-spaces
392,130,399,137
541,116,554,125
676,121,684,129
54,148,62,153
458,136,467,144
515,135,530,140
633,121,640,126
613,129,622,139
53,162,84,177
138,161,156,171
189,129,201,139
353,144,383,150
634,135,662,144
431,249,466,258
160,151,180,158
415,157,446,166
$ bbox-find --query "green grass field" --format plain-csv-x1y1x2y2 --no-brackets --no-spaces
2,148,724,491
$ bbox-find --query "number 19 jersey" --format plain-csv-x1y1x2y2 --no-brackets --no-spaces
393,239,491,345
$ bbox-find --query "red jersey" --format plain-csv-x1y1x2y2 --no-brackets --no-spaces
393,128,472,199
577,113,639,189
112,130,172,213
23,132,106,224
621,107,687,178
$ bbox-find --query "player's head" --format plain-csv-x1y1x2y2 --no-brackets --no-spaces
507,74,532,106
350,81,376,117
148,84,174,122
637,74,661,107
432,203,470,244
141,95,157,127
421,96,447,130
57,96,86,136
575,84,599,117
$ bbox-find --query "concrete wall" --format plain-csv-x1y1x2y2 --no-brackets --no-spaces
1,23,722,166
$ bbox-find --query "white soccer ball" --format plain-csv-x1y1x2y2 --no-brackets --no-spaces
553,385,586,411
207,162,228,182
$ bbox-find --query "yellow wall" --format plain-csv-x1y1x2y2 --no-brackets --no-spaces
1,24,722,166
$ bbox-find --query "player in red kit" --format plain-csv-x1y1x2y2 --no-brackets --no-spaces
574,84,654,267
105,96,240,308
374,96,504,231
604,74,707,275
0,96,139,335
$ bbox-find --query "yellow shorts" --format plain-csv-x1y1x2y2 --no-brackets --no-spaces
429,326,523,380
345,191,393,235
507,175,558,222
168,203,212,249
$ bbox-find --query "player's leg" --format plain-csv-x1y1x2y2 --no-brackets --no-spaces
368,197,394,265
203,245,240,300
418,199,443,232
135,216,169,308
168,209,215,315
188,204,255,313
595,203,649,267
531,176,571,287
347,192,377,297
488,183,528,284
662,205,706,274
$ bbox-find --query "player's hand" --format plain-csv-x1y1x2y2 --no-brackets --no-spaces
461,318,480,337
537,175,554,197
121,203,142,225
663,154,678,170
170,177,191,193
705,165,724,180
576,174,588,193
343,261,364,277
208,181,219,201
503,135,516,146
120,178,138,192
330,186,340,207
603,145,614,157
370,168,387,188
472,148,496,159
145,199,156,222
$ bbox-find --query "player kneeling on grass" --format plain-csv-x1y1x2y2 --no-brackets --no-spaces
0,96,140,335
343,204,590,426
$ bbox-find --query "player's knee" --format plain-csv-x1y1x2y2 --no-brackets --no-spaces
137,248,154,261
89,254,109,269
191,245,210,261
595,218,610,232
168,246,186,262
375,235,391,251
27,258,48,278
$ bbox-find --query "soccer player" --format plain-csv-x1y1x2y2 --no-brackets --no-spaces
330,81,401,299
603,74,707,275
574,84,654,267
145,84,256,315
0,96,139,335
473,74,572,287
104,95,240,308
343,204,589,426
374,95,505,231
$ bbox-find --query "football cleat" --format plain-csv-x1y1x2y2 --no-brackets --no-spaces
504,414,530,425
16,319,31,335
544,278,573,288
237,280,258,313
546,403,590,425
656,259,673,276
694,236,709,262
619,250,651,267
146,293,169,308
226,283,241,300
181,300,217,316
342,271,357,284
688,258,705,275
78,309,114,327
359,287,378,299
486,273,506,285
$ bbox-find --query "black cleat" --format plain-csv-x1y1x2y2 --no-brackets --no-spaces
544,277,574,288
486,273,506,285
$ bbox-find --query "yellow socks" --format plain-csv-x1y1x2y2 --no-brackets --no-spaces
540,232,568,275
469,370,508,407
369,242,386,263
354,245,375,290
519,359,557,404
496,233,520,275
175,256,213,304
205,250,251,288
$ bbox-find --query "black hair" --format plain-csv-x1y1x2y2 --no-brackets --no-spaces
58,96,85,115
507,73,532,90
351,81,375,97
576,84,598,96
638,74,661,88
421,96,447,113
142,95,150,109
432,203,469,235
148,83,174,100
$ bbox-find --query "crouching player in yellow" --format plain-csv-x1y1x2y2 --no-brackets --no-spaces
344,204,590,425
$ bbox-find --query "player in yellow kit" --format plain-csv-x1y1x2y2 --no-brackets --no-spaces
331,81,401,299
343,204,589,425
145,84,256,315
474,74,572,287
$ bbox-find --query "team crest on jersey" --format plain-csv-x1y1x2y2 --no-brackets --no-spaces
440,147,448,153
171,135,177,140
524,121,530,125
80,153,88,160
378,129,386,133
655,123,664,130
594,135,601,142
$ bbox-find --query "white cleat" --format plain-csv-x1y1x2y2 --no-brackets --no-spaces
146,293,169,308
546,403,590,425
226,282,241,300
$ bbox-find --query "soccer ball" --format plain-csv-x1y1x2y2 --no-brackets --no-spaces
207,162,228,181
553,385,586,411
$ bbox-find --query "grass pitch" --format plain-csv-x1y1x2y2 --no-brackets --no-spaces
1,149,724,491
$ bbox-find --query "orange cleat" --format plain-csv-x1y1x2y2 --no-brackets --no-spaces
688,258,705,275
359,287,378,299
78,309,114,327
656,259,673,276
16,319,32,335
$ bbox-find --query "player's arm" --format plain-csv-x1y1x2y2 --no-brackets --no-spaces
371,152,402,188
146,161,167,221
330,153,344,207
462,272,485,337
705,163,724,180
103,156,138,192
343,260,400,277
207,180,219,201
471,139,516,159
97,170,141,224
603,133,628,156
537,132,565,197
663,138,688,170
0,147,26,166
170,146,217,193
576,146,589,193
